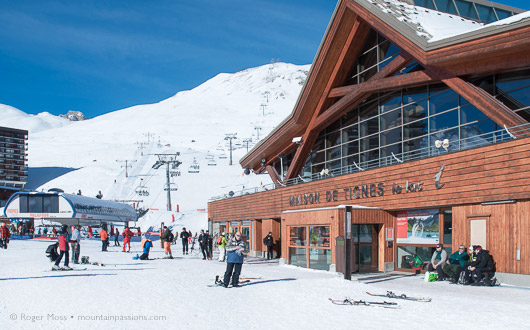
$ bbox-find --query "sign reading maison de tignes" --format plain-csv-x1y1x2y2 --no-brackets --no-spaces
288,165,446,206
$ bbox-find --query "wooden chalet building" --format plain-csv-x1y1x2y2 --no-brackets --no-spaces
208,0,530,286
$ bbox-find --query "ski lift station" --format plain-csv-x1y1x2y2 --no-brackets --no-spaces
3,192,137,227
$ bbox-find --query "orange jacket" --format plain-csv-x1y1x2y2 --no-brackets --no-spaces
100,229,108,241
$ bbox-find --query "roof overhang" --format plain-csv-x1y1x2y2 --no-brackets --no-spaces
240,0,530,172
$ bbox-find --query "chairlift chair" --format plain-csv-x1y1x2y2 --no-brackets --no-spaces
188,158,200,174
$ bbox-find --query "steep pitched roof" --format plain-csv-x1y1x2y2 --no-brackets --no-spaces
240,0,530,172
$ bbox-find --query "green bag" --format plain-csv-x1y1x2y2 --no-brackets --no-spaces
428,272,438,282
413,255,424,268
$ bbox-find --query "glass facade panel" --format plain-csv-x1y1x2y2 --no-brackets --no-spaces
326,146,341,161
360,134,379,152
434,0,458,14
360,118,379,137
460,119,496,149
380,108,402,130
325,131,341,148
443,210,452,245
309,249,331,270
397,245,435,269
28,196,43,213
429,90,458,115
342,124,359,142
495,9,511,20
429,109,459,133
19,195,28,213
476,4,497,23
380,127,402,146
289,227,306,246
498,86,530,110
342,140,359,157
359,100,379,121
309,226,331,247
460,104,487,124
455,0,478,19
380,92,401,113
289,247,307,267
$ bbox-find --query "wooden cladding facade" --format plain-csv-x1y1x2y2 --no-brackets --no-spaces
209,137,530,219
210,137,530,275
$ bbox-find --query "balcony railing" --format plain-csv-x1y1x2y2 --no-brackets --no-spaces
209,123,530,201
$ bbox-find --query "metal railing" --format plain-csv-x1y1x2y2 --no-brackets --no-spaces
209,122,530,201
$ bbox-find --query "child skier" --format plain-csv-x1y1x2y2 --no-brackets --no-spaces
53,225,73,270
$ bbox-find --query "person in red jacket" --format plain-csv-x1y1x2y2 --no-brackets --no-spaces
0,222,10,249
122,226,133,252
53,225,73,270
100,227,109,251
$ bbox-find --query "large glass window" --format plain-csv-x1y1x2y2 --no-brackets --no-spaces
288,225,331,270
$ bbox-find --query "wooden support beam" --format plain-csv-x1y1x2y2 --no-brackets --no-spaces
425,66,527,129
313,53,412,132
283,17,371,182
265,165,282,188
330,70,435,98
284,53,412,181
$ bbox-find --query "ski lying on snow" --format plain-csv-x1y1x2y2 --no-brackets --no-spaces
366,291,432,302
50,268,88,271
329,298,400,309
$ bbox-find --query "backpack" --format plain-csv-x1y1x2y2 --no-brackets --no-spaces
167,232,174,242
217,236,223,245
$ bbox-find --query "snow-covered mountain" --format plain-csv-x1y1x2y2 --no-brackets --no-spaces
0,62,309,232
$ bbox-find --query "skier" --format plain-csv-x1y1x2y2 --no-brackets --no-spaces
180,227,190,255
71,225,82,264
114,228,121,246
198,229,209,260
53,225,73,270
139,236,153,260
160,226,174,259
100,226,109,251
263,232,274,259
122,226,134,252
43,227,48,237
222,231,246,287
217,232,227,262
172,231,179,245
46,242,59,262
0,222,10,249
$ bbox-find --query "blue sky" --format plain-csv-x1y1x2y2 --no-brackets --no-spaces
1,0,528,118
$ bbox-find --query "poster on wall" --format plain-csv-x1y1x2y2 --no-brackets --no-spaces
396,209,439,244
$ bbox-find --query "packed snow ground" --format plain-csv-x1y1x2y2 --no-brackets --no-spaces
1,239,529,330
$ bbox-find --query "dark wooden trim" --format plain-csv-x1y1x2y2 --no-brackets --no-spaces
266,165,282,188
466,214,492,218
329,70,436,98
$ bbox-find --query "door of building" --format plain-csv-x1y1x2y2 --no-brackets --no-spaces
470,219,487,249
241,226,251,251
352,224,379,273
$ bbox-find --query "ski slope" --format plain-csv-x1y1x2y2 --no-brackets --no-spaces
0,62,309,232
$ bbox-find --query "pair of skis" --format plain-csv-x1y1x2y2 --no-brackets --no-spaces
51,267,87,271
329,298,400,309
366,291,432,302
330,291,431,308
208,275,259,287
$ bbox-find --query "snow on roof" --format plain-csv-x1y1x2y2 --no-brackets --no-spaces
362,0,530,44
362,0,485,42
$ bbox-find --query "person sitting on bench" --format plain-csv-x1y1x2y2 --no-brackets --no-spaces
469,246,494,286
427,244,448,281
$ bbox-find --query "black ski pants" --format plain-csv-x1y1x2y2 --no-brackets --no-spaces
0,238,7,249
200,244,208,259
266,245,273,259
223,262,243,286
55,250,70,267
182,239,188,253
102,240,108,251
